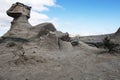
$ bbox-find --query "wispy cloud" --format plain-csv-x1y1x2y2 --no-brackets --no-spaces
0,0,59,36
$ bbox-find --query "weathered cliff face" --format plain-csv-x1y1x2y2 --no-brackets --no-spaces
3,2,32,39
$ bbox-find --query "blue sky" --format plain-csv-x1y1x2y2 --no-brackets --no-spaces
0,0,120,36
46,0,120,35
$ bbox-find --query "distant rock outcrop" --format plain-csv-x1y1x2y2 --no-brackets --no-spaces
111,27,120,44
115,27,120,34
78,27,120,50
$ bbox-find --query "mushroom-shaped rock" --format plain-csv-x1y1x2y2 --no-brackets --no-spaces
3,2,32,39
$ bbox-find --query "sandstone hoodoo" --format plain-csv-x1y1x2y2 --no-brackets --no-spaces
4,2,32,39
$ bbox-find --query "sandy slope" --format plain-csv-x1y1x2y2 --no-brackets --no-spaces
0,42,120,80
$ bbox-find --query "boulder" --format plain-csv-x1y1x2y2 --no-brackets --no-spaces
58,40,73,51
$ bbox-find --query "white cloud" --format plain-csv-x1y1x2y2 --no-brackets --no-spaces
29,11,50,25
0,0,59,36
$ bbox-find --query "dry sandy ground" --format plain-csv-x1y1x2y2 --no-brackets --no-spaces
0,42,120,80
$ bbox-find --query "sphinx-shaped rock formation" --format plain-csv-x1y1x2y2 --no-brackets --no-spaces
4,2,56,39
2,2,73,51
